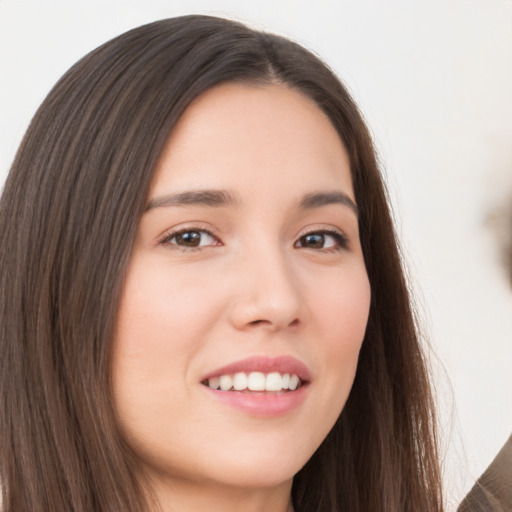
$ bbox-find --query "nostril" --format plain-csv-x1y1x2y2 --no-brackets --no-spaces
247,318,300,330
249,319,268,326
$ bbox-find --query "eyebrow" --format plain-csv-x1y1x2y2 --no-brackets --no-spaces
299,191,358,216
145,188,358,216
145,190,237,211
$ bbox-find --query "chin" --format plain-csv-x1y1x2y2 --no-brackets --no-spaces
140,441,311,492
220,459,304,489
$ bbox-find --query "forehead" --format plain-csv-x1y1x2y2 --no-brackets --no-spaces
151,82,353,201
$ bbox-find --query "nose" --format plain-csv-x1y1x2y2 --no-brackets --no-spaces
229,248,303,332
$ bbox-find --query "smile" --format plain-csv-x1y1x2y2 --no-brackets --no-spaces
205,371,302,392
200,355,310,416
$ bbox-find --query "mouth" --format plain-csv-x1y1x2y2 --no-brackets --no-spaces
200,355,310,416
202,371,304,393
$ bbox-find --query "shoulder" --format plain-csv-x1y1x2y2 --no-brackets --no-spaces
457,434,512,512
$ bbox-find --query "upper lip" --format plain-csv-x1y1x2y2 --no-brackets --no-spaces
202,355,311,382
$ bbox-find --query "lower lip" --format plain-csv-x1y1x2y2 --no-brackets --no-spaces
202,385,308,417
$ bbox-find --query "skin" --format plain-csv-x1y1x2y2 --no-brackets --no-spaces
112,82,371,512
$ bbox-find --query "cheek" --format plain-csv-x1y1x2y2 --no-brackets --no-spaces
316,264,370,340
110,261,220,431
113,260,220,364
312,266,371,395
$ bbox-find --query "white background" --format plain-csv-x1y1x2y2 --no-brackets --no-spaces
1,1,511,509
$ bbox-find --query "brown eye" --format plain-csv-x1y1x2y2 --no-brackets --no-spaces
295,231,348,251
299,233,326,249
165,230,218,248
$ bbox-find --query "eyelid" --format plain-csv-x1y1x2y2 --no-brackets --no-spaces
296,224,347,239
157,223,222,248
294,226,349,251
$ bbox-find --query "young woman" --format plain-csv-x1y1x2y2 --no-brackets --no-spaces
0,15,444,512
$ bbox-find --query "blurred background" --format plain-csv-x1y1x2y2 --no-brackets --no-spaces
1,1,511,509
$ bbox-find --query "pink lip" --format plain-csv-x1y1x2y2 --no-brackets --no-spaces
201,355,311,417
201,355,311,382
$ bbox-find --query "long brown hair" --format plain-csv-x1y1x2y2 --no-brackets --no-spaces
0,15,443,511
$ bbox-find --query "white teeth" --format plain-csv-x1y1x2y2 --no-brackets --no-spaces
265,372,283,391
208,376,220,390
206,371,302,392
233,372,248,391
219,375,233,391
247,372,266,391
288,374,300,391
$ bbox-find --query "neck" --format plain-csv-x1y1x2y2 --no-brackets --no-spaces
146,475,294,512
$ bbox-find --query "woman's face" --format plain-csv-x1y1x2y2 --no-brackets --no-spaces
112,83,371,493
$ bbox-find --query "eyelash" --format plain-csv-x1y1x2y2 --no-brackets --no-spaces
158,227,349,252
294,228,349,253
158,227,220,251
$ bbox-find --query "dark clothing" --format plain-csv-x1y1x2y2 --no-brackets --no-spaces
458,434,512,512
